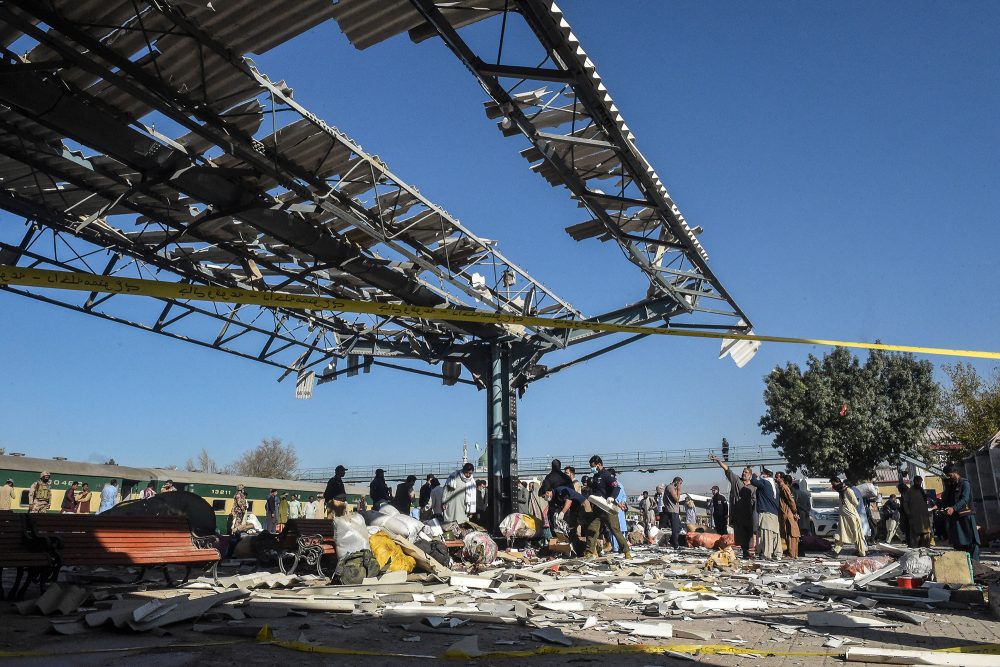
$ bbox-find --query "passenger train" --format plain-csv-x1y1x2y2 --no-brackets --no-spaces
0,454,368,532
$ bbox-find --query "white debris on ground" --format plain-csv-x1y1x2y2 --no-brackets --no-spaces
10,537,997,664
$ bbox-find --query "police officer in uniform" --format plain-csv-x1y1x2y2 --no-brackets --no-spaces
29,471,53,513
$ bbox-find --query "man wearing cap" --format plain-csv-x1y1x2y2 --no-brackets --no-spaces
29,471,52,513
231,483,248,532
0,478,16,512
370,468,392,510
324,464,350,517
393,475,418,514
710,484,729,534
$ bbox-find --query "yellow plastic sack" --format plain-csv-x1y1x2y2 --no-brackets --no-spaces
369,530,416,573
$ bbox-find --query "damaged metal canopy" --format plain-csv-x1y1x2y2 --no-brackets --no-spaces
0,0,581,387
328,0,756,344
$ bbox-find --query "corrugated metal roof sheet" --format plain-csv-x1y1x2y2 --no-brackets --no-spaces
329,0,502,50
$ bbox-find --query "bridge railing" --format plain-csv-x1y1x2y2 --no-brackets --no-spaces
296,445,785,483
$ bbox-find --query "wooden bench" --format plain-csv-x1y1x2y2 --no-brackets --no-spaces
29,515,220,585
0,514,57,599
275,518,336,577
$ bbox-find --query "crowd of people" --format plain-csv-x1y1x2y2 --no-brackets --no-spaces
8,455,978,565
308,453,981,563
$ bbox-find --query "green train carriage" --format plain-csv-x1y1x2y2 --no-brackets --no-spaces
0,454,368,532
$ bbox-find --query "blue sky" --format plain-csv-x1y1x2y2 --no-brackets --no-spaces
1,3,997,493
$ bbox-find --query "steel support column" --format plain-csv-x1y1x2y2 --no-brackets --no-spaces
486,343,517,531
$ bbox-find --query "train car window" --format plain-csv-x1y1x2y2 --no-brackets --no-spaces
246,500,254,512
20,490,30,506
121,480,137,499
174,483,188,492
211,499,226,512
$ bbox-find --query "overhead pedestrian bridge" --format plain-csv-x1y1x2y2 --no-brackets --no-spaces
297,445,788,484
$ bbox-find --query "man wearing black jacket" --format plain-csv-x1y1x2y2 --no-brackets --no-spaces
323,464,349,517
370,469,392,509
583,455,631,559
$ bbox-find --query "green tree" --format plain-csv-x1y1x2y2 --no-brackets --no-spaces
936,363,1000,461
759,347,938,481
228,437,299,479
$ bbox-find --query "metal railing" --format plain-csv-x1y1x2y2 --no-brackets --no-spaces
296,445,786,483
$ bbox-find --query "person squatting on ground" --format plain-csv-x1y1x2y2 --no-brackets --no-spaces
829,477,866,556
710,454,755,558
545,484,587,555
584,455,630,559
942,464,980,562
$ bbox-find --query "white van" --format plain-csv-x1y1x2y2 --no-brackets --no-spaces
808,491,841,537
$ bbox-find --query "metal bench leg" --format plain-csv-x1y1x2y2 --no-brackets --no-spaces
180,566,192,585
161,566,175,587
278,551,300,575
207,560,220,585
134,566,147,583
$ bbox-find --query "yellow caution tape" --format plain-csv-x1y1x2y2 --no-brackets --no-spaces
2,265,998,360
260,635,1000,661
0,640,244,658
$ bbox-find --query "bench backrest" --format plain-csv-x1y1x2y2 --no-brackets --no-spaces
0,514,51,567
29,515,218,565
279,518,335,551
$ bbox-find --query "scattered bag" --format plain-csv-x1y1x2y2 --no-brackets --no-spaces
462,531,497,565
499,513,539,539
899,549,934,579
840,554,894,577
686,532,723,548
369,530,416,573
382,514,425,542
704,546,738,571
422,518,444,538
414,538,451,567
334,549,380,585
713,534,735,549
799,534,832,553
334,513,370,558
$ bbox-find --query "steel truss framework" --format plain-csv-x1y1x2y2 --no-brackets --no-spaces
0,0,754,526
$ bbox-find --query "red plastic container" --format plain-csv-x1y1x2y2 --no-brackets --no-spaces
897,576,924,588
